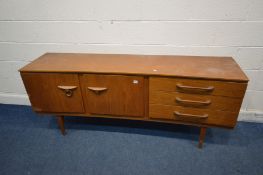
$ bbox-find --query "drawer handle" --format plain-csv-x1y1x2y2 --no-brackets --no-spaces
57,86,77,97
174,111,208,119
175,97,211,106
176,84,214,93
88,87,108,94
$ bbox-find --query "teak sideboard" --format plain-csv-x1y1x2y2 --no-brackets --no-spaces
19,53,249,148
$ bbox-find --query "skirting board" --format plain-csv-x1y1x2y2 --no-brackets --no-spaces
0,92,262,123
0,92,31,106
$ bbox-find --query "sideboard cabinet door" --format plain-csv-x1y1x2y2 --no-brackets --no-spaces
80,74,145,117
21,73,84,113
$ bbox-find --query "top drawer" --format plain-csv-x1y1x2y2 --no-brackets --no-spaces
150,77,247,98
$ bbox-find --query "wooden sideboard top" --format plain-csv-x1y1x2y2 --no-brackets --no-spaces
20,53,248,82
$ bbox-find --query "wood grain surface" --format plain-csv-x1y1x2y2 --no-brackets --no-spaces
149,91,243,112
21,73,84,113
149,77,247,98
149,104,238,128
19,53,248,82
80,74,145,117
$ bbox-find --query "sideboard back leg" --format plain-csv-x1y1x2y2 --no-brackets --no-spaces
198,127,207,148
56,115,66,135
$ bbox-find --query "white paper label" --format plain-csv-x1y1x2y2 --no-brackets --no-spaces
133,80,139,84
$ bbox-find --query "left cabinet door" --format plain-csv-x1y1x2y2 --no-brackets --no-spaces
21,73,85,113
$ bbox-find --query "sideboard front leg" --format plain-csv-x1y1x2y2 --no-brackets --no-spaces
56,115,66,135
198,127,207,148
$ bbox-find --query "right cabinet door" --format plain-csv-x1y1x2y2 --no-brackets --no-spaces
80,74,145,117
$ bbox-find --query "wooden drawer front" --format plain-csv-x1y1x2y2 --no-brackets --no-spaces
150,77,247,98
149,104,238,128
21,73,84,113
150,91,242,112
80,74,145,117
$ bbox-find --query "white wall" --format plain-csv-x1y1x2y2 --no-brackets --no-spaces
0,0,262,121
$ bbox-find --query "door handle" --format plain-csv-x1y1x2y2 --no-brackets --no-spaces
176,83,214,93
174,111,208,119
87,87,108,94
175,97,211,107
57,86,77,97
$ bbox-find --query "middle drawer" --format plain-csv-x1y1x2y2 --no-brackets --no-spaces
150,91,242,112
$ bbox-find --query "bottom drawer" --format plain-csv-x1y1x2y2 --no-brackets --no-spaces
149,104,238,128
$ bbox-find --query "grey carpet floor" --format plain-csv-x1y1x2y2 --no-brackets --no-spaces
0,104,262,175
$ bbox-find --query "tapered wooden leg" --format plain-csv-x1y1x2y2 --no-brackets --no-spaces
198,127,207,148
56,115,66,135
